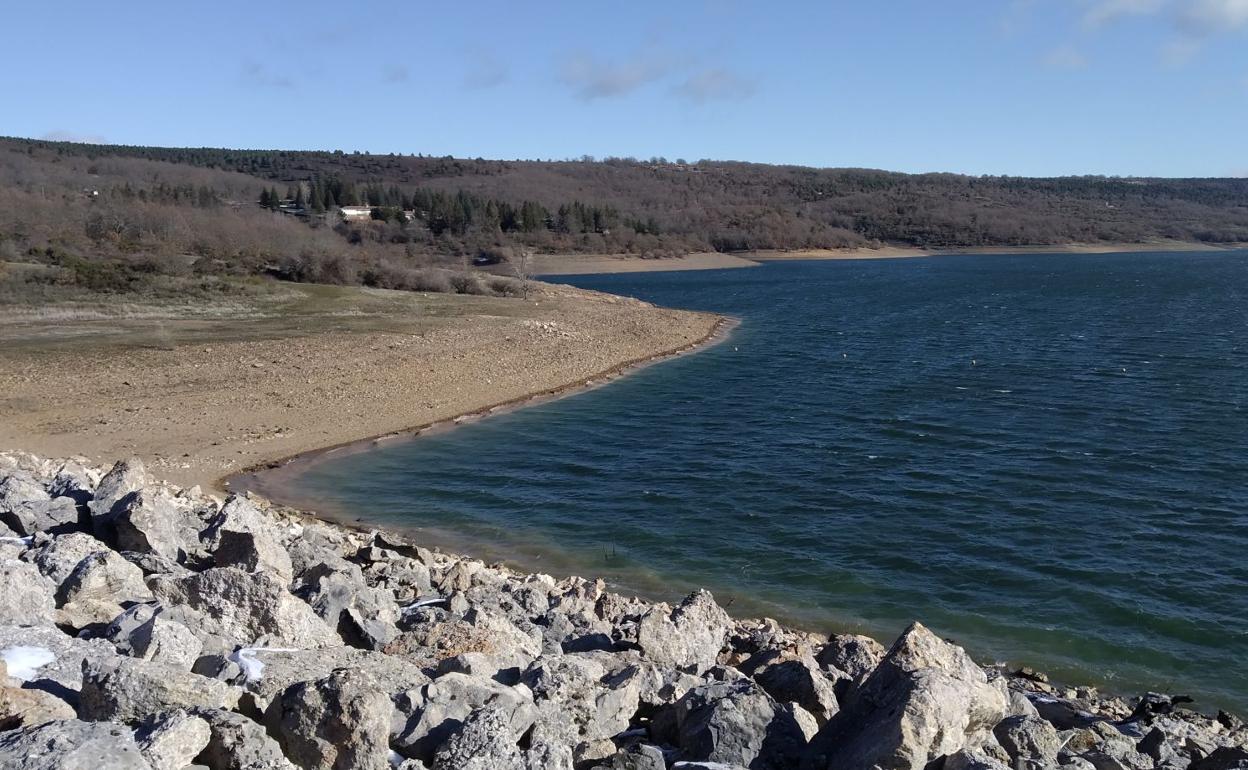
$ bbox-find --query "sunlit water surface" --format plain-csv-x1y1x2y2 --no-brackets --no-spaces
276,252,1248,711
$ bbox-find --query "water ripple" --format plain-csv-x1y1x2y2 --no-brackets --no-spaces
290,251,1248,712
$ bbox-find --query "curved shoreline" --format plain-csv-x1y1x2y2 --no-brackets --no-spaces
220,305,1236,718
224,314,739,498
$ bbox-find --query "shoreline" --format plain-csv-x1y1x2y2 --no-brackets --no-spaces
531,241,1248,275
4,270,1245,724
3,452,1237,770
224,314,738,496
0,280,722,493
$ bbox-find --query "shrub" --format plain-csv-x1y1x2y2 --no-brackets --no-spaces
448,272,487,295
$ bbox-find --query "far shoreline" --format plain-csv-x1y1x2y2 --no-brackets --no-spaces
530,240,1248,275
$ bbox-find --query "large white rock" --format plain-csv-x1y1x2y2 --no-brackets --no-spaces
636,590,730,674
268,667,393,770
135,709,212,770
802,622,1008,770
79,655,241,722
203,496,294,583
150,566,340,649
0,559,57,626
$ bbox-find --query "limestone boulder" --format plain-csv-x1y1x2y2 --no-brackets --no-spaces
0,558,57,625
191,707,297,770
0,719,153,769
663,676,810,770
202,496,294,583
816,633,887,681
0,675,77,729
1190,747,1248,770
105,603,204,669
79,655,241,722
746,648,840,723
26,531,111,587
994,714,1064,768
430,704,527,770
635,590,730,674
592,744,668,770
386,606,540,672
522,653,641,765
268,667,393,770
801,622,1009,770
302,560,400,650
0,471,51,513
149,566,339,649
48,459,98,505
135,710,212,770
204,645,428,714
393,671,536,761
0,624,121,694
89,458,150,537
56,549,154,628
2,495,81,537
112,487,201,563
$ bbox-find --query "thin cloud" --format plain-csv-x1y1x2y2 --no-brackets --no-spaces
40,130,108,145
1070,0,1248,66
464,54,508,90
559,50,677,100
1178,0,1248,31
1043,44,1089,69
1163,0,1248,60
1081,0,1163,29
674,68,756,103
240,61,295,89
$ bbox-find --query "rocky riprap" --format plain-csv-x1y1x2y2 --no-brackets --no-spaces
0,452,1243,770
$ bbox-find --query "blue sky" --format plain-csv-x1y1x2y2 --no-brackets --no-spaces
7,0,1247,176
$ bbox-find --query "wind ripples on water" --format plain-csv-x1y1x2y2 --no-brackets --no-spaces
289,251,1248,711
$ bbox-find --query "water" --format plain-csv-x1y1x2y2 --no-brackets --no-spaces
277,251,1248,712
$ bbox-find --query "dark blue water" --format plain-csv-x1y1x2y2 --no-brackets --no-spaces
286,252,1248,711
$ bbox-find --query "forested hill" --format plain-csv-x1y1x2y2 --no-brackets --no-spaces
7,136,1248,255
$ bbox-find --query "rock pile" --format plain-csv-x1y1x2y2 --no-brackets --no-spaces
0,452,1243,769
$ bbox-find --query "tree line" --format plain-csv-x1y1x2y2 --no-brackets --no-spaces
7,135,1248,257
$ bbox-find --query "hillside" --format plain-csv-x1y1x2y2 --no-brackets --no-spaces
2,135,1247,301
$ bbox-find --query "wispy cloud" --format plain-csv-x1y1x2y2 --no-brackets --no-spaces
1166,0,1248,59
673,68,756,103
40,130,108,144
1060,0,1248,68
1043,44,1090,69
1177,0,1248,32
559,49,677,100
1081,0,1164,29
464,54,508,90
240,61,295,89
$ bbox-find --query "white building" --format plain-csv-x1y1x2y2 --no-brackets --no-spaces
339,205,373,220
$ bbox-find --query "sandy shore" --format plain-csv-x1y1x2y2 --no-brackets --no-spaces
0,280,721,492
529,251,760,275
532,241,1246,275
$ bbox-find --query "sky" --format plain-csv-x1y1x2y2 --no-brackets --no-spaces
6,0,1247,177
